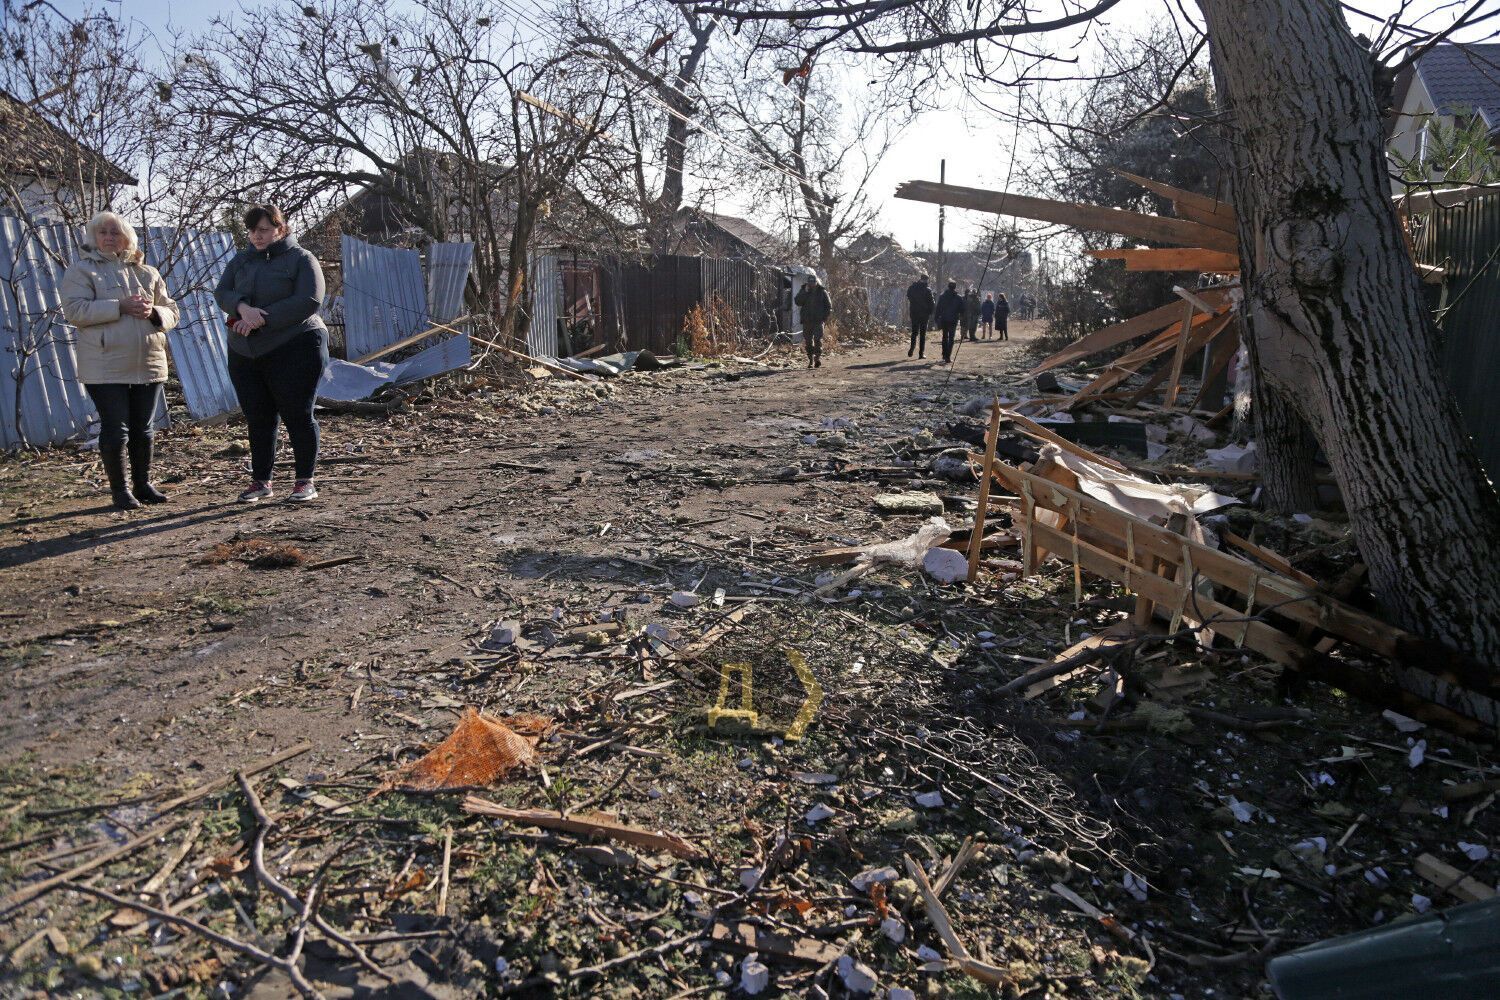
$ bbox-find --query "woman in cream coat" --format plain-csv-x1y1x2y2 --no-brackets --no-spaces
61,212,180,510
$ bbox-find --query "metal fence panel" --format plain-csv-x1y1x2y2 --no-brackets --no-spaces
527,254,562,360
143,227,237,420
342,235,428,359
0,217,97,449
427,242,473,324
1416,192,1500,478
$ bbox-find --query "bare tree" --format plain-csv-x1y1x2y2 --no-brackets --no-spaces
573,0,724,247
162,0,625,344
702,0,1500,666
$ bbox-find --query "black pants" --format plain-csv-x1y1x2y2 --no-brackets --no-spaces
85,382,162,449
227,331,327,482
909,313,929,356
998,317,1009,340
940,322,959,361
804,322,824,359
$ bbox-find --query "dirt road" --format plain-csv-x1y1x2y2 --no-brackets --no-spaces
0,327,1037,776
4,323,1491,999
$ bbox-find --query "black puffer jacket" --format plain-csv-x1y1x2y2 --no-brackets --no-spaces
214,235,328,359
934,287,964,326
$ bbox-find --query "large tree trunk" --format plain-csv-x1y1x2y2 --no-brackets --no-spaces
1200,0,1500,666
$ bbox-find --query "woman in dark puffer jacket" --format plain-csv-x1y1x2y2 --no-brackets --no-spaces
215,204,329,503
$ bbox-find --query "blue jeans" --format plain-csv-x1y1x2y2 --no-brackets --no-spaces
227,331,328,481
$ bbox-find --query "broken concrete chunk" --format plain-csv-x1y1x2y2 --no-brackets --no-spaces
850,866,899,891
921,547,968,585
873,492,945,516
914,790,945,809
669,591,700,609
836,955,878,995
740,956,769,995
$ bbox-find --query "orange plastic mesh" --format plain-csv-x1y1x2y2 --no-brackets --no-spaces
396,708,550,789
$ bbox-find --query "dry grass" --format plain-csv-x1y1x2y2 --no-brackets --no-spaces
201,538,307,569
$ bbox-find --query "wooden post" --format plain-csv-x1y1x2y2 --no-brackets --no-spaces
967,398,1003,582
1162,297,1197,409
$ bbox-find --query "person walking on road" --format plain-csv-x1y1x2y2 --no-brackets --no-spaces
62,211,181,511
905,274,934,358
961,287,980,341
795,275,832,369
979,293,996,339
995,292,1012,341
933,280,964,364
216,204,330,504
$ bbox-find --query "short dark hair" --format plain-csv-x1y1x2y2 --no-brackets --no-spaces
243,204,287,231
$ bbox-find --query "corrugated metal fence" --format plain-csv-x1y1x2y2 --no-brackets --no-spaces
427,242,473,325
341,236,427,360
143,227,237,421
0,217,96,448
527,254,562,360
1415,192,1500,477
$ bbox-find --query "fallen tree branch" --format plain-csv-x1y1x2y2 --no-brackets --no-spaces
60,881,325,999
237,773,393,984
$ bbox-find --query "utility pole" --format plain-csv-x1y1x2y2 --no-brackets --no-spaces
936,158,946,288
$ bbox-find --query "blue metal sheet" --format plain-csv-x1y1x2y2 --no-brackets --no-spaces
426,243,473,324
143,227,237,420
341,235,428,359
0,217,98,449
316,334,471,401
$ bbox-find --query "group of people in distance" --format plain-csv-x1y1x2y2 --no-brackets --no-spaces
904,274,1010,364
62,204,329,511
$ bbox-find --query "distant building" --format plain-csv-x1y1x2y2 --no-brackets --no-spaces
1387,43,1500,187
0,90,136,220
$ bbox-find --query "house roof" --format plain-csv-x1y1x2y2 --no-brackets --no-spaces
1415,43,1500,129
0,90,136,188
686,210,790,260
845,231,924,281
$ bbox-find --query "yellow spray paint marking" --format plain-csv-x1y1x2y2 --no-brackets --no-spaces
781,649,824,742
705,649,823,740
707,662,759,728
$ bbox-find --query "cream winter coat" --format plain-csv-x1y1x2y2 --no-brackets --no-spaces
61,246,180,384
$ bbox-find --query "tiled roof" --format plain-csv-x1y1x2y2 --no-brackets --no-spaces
0,90,136,188
1416,43,1500,129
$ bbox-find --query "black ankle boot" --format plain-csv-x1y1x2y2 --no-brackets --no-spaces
101,444,140,510
128,438,168,504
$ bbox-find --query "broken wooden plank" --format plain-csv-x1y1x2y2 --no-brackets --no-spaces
902,854,1012,987
1162,295,1198,409
462,796,704,860
992,407,1130,473
966,399,1003,583
894,179,1239,253
1,819,187,917
1062,310,1224,407
1087,248,1240,272
1223,532,1320,588
708,921,844,965
1025,291,1227,376
352,314,472,365
991,461,1413,665
1413,853,1495,903
1019,625,1141,700
468,332,598,382
1113,170,1238,231
1191,321,1242,412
